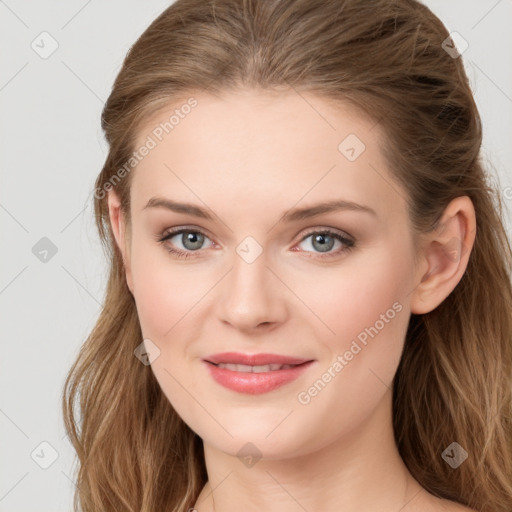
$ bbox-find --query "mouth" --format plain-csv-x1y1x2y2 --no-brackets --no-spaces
203,351,312,366
211,362,302,372
202,352,315,394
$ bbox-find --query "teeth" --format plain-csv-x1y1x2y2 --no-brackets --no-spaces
252,364,272,373
216,363,296,372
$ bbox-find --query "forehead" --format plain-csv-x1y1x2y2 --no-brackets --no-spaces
129,89,407,222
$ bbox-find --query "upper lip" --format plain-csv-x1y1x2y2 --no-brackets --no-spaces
204,352,313,366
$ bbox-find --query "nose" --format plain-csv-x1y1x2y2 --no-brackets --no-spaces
217,245,288,332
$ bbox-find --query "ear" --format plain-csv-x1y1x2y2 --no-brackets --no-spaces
107,189,134,294
410,196,476,315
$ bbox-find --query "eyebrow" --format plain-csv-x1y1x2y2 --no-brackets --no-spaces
142,196,377,222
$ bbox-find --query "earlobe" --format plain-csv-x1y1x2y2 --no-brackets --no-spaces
410,196,476,315
107,190,134,294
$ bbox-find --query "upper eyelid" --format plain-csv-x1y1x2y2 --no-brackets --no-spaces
161,226,216,244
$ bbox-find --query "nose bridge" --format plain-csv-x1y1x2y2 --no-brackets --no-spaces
218,236,285,328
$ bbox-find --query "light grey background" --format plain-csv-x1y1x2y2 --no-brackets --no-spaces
1,1,511,510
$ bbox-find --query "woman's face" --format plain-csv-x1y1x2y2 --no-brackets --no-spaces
112,88,423,459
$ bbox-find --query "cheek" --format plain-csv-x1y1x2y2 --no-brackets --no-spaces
293,246,412,350
287,251,412,446
129,242,209,338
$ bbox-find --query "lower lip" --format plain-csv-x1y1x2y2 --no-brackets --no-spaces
203,361,314,394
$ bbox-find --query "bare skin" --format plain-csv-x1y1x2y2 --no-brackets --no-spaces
108,88,477,512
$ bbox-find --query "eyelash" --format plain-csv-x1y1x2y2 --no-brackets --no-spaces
155,226,355,260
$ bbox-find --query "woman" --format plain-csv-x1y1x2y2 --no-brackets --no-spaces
62,0,512,511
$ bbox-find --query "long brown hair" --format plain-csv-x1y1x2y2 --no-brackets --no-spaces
62,0,512,510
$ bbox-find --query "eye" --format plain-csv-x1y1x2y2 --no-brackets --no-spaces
156,228,214,259
295,229,355,259
155,227,355,260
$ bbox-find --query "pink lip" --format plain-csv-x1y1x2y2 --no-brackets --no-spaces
203,352,315,395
